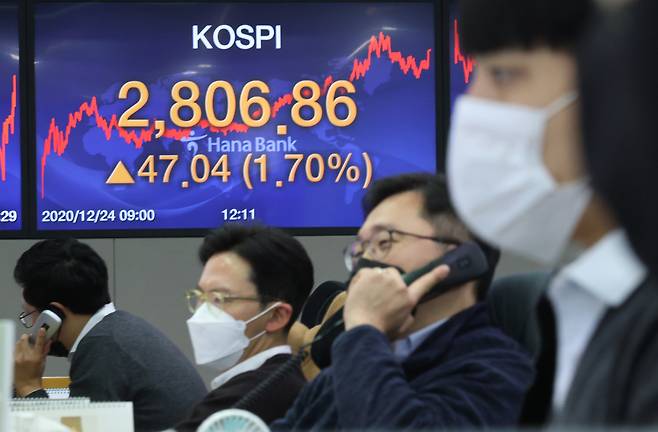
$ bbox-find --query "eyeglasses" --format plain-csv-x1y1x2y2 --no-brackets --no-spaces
185,289,269,313
343,228,461,272
18,310,38,329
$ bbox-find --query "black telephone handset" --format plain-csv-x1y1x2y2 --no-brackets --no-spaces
404,240,490,303
28,306,64,345
310,240,490,368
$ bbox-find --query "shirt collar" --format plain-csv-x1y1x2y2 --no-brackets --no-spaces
210,345,292,390
69,302,116,359
559,229,647,306
392,319,447,362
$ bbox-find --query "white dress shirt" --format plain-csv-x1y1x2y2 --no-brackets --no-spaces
210,345,292,390
548,229,646,412
68,302,116,360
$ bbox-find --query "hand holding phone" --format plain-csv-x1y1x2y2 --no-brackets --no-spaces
14,328,51,397
343,265,450,337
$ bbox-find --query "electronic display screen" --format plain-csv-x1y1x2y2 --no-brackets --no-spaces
34,2,439,231
0,0,22,231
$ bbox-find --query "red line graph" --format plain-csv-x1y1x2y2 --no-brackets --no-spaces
40,33,432,198
350,32,432,81
1,74,17,183
453,19,475,84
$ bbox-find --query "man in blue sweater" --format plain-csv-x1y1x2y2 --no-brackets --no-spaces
272,174,534,430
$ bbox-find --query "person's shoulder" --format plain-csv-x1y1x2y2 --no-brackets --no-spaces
447,303,532,358
233,354,304,385
600,276,658,338
606,276,658,351
92,310,166,339
216,369,268,395
86,310,190,361
424,305,534,386
96,309,151,327
626,276,658,307
216,354,303,395
260,353,295,370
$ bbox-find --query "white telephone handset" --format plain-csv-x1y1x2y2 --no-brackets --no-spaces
29,306,64,345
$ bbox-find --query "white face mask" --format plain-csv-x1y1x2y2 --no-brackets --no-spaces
186,301,281,372
447,92,592,265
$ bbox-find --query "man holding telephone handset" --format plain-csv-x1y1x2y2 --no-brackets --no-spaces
12,239,207,432
272,174,534,429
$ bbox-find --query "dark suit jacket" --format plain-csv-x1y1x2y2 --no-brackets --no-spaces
176,354,305,432
498,272,658,426
554,276,658,425
271,303,535,430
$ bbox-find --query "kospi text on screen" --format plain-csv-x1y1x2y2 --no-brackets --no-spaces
192,24,283,50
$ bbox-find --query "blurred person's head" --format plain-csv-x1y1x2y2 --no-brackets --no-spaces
347,173,499,333
448,0,615,265
187,224,314,371
580,0,658,274
461,0,589,173
14,238,112,355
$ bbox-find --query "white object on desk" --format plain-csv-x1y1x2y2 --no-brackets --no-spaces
11,412,73,432
1,320,15,432
10,399,133,432
45,388,71,399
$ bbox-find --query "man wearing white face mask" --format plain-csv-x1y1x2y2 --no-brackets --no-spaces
448,0,655,426
175,225,314,431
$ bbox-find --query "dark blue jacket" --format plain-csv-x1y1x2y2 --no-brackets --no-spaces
271,303,534,430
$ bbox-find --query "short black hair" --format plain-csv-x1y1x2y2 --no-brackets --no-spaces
459,0,595,54
199,224,314,330
362,173,500,299
14,238,111,315
580,0,658,275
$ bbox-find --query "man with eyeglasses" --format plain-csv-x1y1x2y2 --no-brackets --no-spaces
272,173,534,430
175,224,314,431
12,238,206,432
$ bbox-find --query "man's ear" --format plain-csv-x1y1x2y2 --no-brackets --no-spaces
265,303,293,333
48,302,73,319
